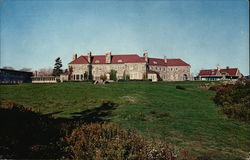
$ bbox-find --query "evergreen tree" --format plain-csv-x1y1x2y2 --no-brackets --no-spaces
52,57,63,76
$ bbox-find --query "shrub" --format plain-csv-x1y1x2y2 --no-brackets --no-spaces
100,74,107,81
213,79,250,121
109,69,117,81
60,123,179,160
0,102,61,159
176,85,186,90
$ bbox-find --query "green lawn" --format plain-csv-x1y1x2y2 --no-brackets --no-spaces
0,81,249,159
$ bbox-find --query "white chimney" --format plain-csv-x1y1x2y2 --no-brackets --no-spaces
143,50,148,63
164,56,167,63
105,51,111,63
216,64,221,71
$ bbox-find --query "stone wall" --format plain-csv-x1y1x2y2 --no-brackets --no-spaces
149,65,190,81
69,63,147,80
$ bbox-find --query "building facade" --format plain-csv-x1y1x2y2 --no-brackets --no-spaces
0,68,33,84
68,52,190,81
198,66,242,81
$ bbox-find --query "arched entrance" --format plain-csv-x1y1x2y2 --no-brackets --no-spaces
183,74,188,81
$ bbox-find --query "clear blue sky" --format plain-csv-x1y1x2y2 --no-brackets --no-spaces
0,0,249,75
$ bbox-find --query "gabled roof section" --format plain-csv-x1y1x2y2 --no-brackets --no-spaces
69,56,89,64
148,58,190,66
198,68,238,76
111,54,145,64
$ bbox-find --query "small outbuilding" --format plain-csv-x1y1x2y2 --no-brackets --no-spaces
197,66,242,81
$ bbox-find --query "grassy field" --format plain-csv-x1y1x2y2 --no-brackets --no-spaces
0,81,249,159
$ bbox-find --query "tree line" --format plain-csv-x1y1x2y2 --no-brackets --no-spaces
2,57,64,77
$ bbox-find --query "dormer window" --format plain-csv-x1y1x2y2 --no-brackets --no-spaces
153,61,157,64
95,60,100,63
118,59,123,63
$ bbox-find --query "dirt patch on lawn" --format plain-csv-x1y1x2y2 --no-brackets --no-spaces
120,96,137,104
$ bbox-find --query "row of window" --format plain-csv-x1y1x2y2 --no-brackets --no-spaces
32,77,56,81
94,59,123,63
149,66,178,71
73,74,84,80
0,80,23,84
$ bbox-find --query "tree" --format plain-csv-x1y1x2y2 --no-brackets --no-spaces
52,57,63,76
35,68,53,76
20,68,32,72
68,66,73,80
109,69,117,81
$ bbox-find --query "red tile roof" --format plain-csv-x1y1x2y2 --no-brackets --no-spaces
69,54,145,64
69,54,190,67
148,70,159,74
69,56,89,64
198,68,238,76
148,58,190,66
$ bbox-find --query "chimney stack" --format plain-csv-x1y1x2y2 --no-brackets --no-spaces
143,50,148,63
87,52,92,63
105,51,111,63
73,53,77,60
164,56,167,63
216,64,221,71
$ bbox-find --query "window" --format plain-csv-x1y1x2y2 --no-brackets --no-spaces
95,60,100,63
118,59,123,63
153,61,157,64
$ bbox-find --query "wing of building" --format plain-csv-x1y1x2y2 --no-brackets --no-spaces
67,51,191,81
0,68,33,84
198,66,242,81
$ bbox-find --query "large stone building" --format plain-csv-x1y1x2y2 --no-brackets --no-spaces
68,51,190,81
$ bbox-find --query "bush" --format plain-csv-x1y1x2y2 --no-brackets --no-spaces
213,79,250,121
109,69,117,81
0,102,61,158
100,74,107,81
176,85,186,90
60,123,179,160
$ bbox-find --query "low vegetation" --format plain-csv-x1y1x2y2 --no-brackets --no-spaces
0,102,198,159
0,81,249,159
212,79,250,121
